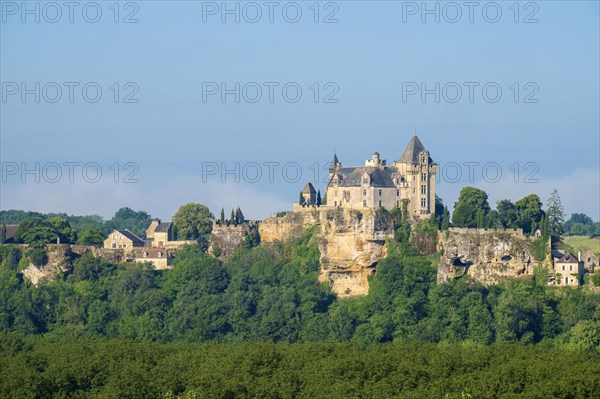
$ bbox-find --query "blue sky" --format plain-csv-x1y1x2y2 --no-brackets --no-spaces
1,0,599,220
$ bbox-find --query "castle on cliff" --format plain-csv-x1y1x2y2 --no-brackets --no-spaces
325,134,438,218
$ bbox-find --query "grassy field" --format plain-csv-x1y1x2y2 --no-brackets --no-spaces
564,235,600,257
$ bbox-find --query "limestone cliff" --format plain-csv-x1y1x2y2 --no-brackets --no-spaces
22,245,74,285
259,208,393,297
437,228,543,285
208,223,258,261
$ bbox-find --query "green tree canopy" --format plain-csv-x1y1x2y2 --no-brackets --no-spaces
451,187,491,227
48,216,77,244
77,226,106,246
515,194,544,234
106,207,152,238
14,219,59,244
172,203,214,248
546,189,565,238
496,199,518,228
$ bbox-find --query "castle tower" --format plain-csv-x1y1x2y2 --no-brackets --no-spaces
395,135,438,218
302,182,317,205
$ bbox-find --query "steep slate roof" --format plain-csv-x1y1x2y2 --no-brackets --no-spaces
155,222,171,233
117,230,144,244
398,135,430,164
303,182,316,194
330,167,396,188
556,253,580,264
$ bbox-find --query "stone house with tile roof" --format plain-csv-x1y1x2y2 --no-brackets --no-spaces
133,247,173,270
554,252,583,286
103,229,145,250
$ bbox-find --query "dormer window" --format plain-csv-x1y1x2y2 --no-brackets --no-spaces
422,156,426,163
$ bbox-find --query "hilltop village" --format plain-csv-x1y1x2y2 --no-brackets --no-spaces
1,135,598,296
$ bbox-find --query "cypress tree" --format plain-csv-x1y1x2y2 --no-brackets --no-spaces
299,192,305,206
220,209,225,226
441,206,450,231
316,190,322,206
0,224,6,244
231,209,236,226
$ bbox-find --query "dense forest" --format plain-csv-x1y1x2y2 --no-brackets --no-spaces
1,335,599,398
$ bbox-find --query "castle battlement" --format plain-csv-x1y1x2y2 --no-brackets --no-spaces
447,227,525,237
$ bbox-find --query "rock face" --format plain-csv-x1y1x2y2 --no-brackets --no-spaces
437,228,540,285
259,207,393,297
208,223,257,261
22,245,74,285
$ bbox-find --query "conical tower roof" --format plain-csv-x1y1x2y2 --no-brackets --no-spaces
302,182,316,194
398,135,427,163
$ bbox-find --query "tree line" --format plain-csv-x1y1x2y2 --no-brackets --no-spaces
1,334,598,399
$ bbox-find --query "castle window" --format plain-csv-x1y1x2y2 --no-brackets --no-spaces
421,185,426,194
363,200,367,207
158,252,163,258
570,265,573,271
378,201,382,207
111,243,116,249
362,178,369,185
562,265,565,271
363,189,366,196
422,156,426,163
396,200,400,206
421,198,426,208
143,252,148,258
396,190,399,196
412,188,416,194
378,189,382,196
112,234,116,239
123,244,127,248
421,173,427,181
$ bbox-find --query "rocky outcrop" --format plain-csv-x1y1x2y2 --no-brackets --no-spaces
437,228,542,285
259,207,393,297
208,223,257,260
22,245,74,285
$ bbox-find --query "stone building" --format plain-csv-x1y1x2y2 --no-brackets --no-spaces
326,134,438,219
133,248,173,270
554,253,583,286
146,220,173,248
581,249,598,273
103,229,145,249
